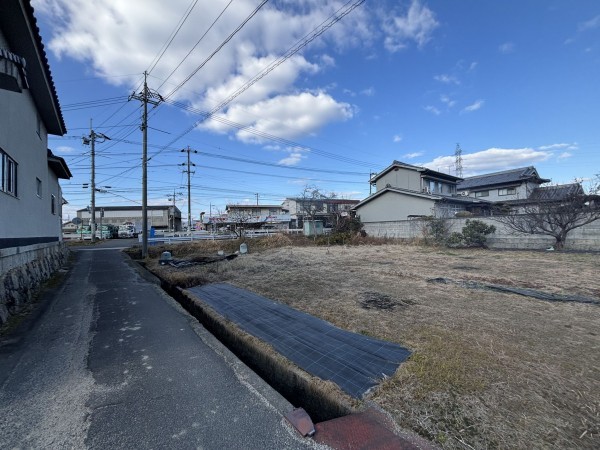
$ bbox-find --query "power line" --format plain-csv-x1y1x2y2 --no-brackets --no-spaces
163,98,378,168
164,0,269,99
157,0,234,91
155,0,368,163
147,0,200,75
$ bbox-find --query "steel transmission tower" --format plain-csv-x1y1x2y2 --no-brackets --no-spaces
455,143,463,178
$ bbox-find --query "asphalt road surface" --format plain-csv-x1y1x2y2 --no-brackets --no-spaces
0,245,319,449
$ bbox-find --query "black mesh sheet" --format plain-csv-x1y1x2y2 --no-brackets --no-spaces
187,283,411,398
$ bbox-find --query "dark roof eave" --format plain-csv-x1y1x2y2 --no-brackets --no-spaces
0,1,66,135
48,156,72,179
353,187,438,209
371,160,462,183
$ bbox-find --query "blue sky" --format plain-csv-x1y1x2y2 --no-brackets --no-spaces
30,0,600,222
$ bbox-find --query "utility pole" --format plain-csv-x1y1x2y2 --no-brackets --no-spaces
90,119,96,243
129,71,162,258
168,190,183,232
369,172,377,195
180,146,197,233
83,120,110,243
256,193,259,205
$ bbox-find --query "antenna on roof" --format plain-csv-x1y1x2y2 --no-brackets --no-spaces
455,143,463,177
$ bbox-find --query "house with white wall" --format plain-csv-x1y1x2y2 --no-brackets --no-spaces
0,0,71,324
225,204,291,230
456,166,550,201
354,161,491,223
282,197,359,228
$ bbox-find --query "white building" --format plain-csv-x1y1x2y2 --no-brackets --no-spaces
1,0,71,325
1,0,70,249
76,205,182,231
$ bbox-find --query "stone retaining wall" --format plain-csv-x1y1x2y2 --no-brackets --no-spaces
0,242,69,325
363,217,600,251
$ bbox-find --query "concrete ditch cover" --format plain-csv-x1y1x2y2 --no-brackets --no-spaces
187,283,411,398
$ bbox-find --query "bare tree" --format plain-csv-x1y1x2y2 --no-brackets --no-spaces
227,208,257,238
298,185,329,237
493,192,600,250
589,173,600,195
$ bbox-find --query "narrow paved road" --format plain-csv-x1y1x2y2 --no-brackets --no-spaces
0,246,317,449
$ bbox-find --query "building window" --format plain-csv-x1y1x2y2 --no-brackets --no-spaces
51,194,56,214
474,190,489,197
36,177,42,197
0,49,28,92
1,149,18,197
498,187,516,196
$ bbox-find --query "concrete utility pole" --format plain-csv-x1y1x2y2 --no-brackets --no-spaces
369,172,377,195
83,120,110,243
90,120,96,243
129,72,162,258
180,146,197,232
167,190,183,232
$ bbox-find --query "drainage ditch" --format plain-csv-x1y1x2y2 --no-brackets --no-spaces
157,277,353,423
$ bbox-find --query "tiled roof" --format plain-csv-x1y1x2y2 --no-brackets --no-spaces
371,160,462,183
353,186,491,210
47,149,72,179
457,166,549,190
529,183,584,201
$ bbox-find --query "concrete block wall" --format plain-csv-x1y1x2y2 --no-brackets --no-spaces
363,217,600,251
0,242,69,325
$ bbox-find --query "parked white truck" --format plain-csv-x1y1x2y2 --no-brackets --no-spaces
118,222,138,238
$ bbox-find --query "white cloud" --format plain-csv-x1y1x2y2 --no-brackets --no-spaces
461,99,484,113
579,15,600,32
538,142,578,151
55,145,76,154
393,135,403,143
320,54,336,67
440,95,456,108
468,61,478,71
279,152,307,166
34,0,371,142
403,152,423,159
423,147,552,175
200,91,353,143
499,42,515,54
557,152,573,160
361,87,375,96
267,145,310,167
382,0,439,52
434,74,460,85
424,105,441,115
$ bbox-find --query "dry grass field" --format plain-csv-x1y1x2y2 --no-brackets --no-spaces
143,236,599,449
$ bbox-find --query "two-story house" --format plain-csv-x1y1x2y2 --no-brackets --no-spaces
225,204,291,230
456,166,550,201
282,197,359,229
1,0,71,325
354,160,490,222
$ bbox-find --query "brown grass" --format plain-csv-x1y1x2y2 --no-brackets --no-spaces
145,237,600,449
